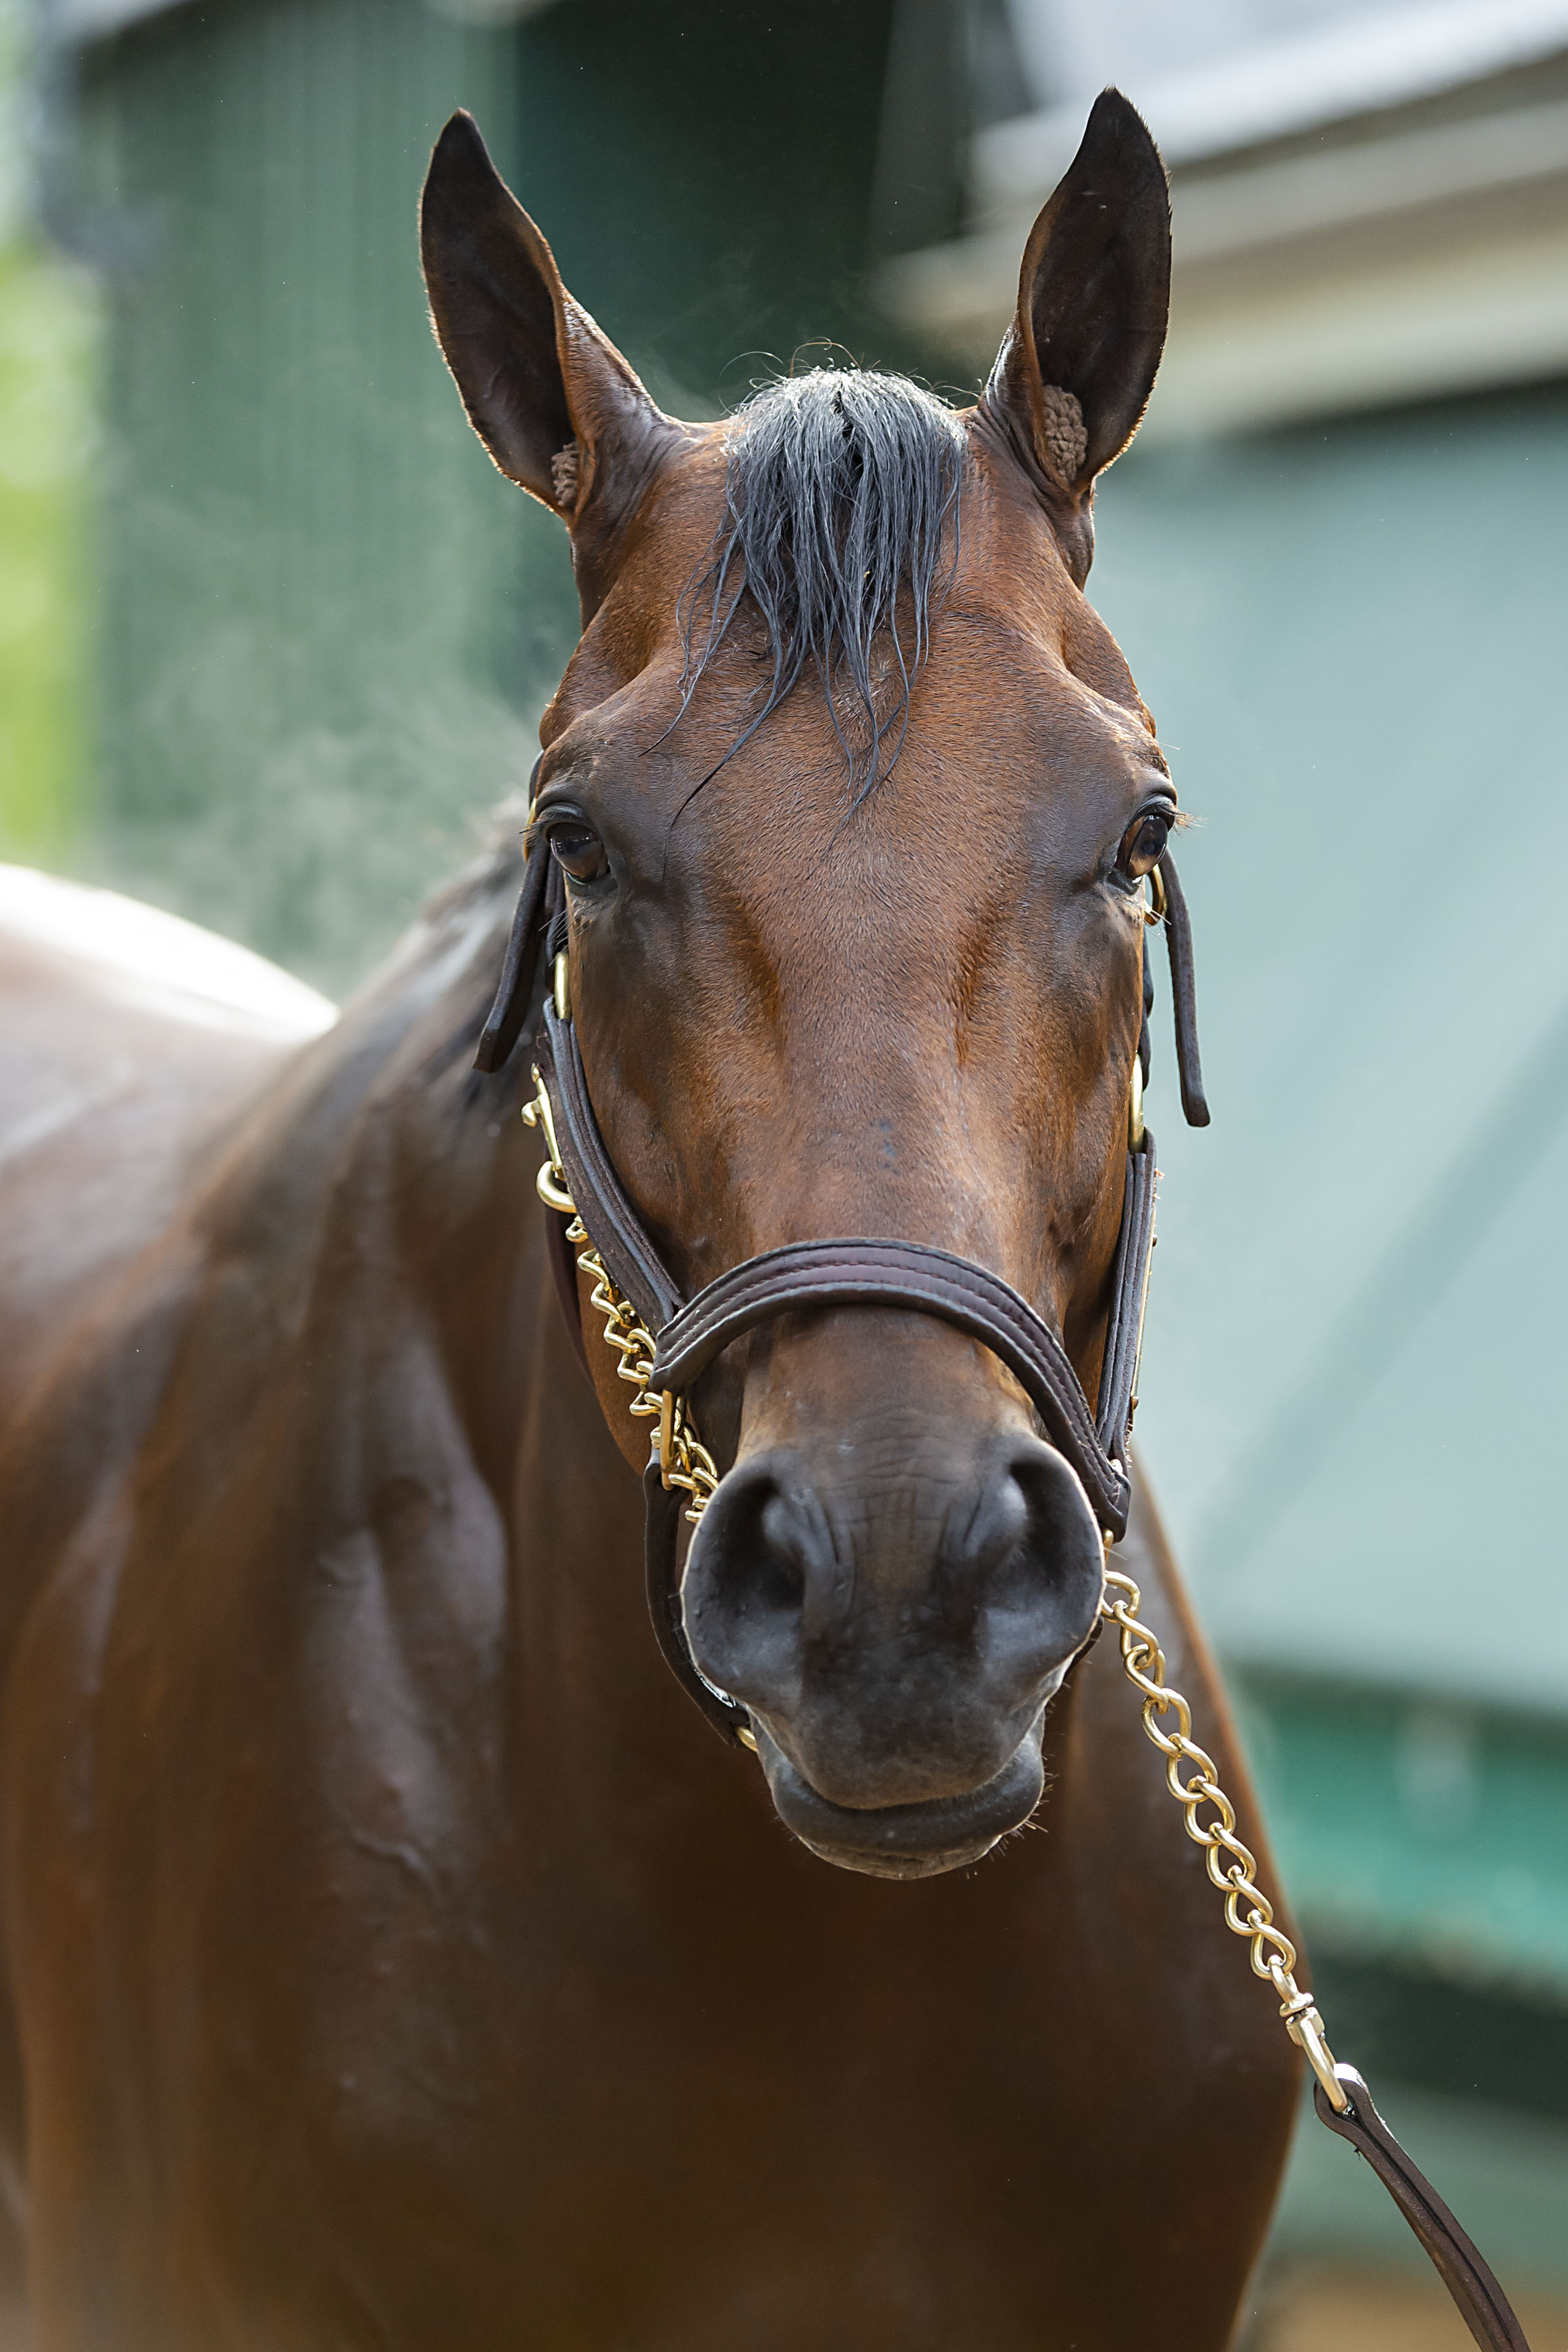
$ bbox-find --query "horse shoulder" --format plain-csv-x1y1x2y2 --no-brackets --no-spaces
0,867,335,1447
0,978,527,2330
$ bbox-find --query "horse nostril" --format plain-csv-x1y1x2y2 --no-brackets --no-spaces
972,1440,1104,1692
680,1453,816,1711
955,1460,1032,1585
682,1437,1104,1730
756,1490,810,1615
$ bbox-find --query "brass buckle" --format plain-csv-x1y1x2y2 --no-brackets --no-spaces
1277,1974,1351,2112
522,1069,575,1213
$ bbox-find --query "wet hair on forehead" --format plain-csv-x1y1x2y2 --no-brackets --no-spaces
677,368,965,799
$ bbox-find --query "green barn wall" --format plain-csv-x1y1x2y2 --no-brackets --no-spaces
1085,386,1568,2089
71,0,911,993
75,0,566,991
504,0,912,408
1089,387,1568,1720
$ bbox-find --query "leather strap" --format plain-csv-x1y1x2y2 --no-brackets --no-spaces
534,1005,684,1334
543,1208,592,1381
473,761,547,1074
648,1236,1134,1538
534,1001,1149,1540
1094,1138,1157,1470
641,1460,751,1747
1314,2070,1532,2351
1156,848,1209,1129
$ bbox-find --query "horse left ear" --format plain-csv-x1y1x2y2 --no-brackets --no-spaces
982,89,1170,587
421,112,682,608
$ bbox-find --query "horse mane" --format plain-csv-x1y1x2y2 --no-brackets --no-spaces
679,368,965,797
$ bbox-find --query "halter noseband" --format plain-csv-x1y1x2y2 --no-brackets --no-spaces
479,831,1207,1747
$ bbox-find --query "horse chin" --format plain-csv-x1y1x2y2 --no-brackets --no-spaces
750,1715,1047,1881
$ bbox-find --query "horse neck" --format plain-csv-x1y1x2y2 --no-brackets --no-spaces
252,856,679,1828
202,851,547,1494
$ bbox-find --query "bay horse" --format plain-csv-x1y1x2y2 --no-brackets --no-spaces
0,92,1299,2349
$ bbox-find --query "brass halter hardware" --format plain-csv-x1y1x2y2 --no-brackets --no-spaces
1097,1545,1349,2113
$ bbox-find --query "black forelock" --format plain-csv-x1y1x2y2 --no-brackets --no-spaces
678,368,964,798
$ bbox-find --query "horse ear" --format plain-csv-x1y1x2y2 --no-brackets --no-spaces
421,112,679,572
982,89,1170,587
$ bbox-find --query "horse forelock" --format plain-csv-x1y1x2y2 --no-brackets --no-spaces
678,369,965,797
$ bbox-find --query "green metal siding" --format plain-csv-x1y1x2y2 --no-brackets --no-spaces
75,0,573,990
1237,1673,1568,2001
1085,389,1568,2020
505,0,906,407
69,0,908,993
1092,392,1568,1719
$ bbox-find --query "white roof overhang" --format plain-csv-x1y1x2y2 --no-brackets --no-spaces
879,0,1568,434
980,0,1568,209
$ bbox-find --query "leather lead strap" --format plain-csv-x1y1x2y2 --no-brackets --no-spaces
1315,2072,1531,2352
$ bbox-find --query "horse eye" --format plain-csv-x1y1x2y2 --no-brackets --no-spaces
1115,809,1172,881
547,824,610,886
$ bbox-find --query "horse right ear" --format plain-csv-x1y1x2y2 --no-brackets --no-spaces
982,90,1170,588
421,113,680,596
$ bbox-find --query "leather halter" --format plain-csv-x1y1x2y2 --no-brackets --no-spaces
487,841,1195,1741
536,996,1157,1543
534,988,1161,1742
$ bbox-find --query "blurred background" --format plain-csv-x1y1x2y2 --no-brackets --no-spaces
3,0,1567,2341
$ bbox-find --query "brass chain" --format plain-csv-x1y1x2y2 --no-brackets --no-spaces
522,1068,719,1526
1100,1549,1349,2110
524,1048,1346,2104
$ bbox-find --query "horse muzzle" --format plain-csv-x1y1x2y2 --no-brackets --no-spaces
680,1430,1105,1877
750,1715,1050,1880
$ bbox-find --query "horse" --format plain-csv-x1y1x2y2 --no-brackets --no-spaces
0,91,1300,2350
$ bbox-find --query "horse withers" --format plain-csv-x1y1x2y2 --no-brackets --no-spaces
0,93,1298,2350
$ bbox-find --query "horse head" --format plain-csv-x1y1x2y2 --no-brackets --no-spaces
421,93,1176,1879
